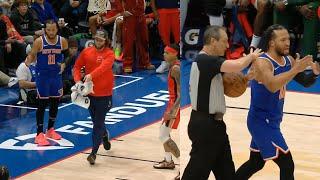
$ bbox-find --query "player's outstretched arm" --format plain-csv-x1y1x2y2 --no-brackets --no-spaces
254,54,313,93
220,48,263,73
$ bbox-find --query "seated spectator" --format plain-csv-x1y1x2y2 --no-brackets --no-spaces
0,7,27,70
88,0,122,37
63,37,79,95
0,0,13,15
274,1,319,60
60,0,88,28
16,62,37,105
0,70,18,87
16,44,37,106
31,0,57,24
10,0,43,44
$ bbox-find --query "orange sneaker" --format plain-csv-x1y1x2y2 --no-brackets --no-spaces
46,128,62,140
35,133,50,146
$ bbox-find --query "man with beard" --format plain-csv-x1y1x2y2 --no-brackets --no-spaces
25,19,68,146
73,29,114,165
235,24,319,180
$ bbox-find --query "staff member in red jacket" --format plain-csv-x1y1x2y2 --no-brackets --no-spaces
73,29,115,165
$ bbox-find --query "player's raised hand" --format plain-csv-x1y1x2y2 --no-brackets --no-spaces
293,54,313,73
249,48,263,62
310,61,320,75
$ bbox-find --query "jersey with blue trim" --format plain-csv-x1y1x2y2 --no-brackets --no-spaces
36,35,63,75
249,53,292,120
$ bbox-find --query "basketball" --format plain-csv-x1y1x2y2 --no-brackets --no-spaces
223,72,248,98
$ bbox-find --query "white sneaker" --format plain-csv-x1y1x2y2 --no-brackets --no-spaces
156,61,169,74
8,77,18,87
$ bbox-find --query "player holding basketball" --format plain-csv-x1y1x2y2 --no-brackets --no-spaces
25,19,68,146
235,24,319,180
153,44,180,179
73,29,115,165
182,26,263,180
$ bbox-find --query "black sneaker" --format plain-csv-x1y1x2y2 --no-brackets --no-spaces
87,153,96,165
103,132,111,151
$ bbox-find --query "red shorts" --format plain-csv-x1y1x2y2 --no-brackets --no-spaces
162,107,180,129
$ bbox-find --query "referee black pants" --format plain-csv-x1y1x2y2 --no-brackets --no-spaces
182,110,235,180
88,96,112,154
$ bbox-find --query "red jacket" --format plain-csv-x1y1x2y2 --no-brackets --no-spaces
73,46,115,97
122,0,145,16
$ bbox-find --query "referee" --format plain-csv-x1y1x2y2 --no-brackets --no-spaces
182,26,262,180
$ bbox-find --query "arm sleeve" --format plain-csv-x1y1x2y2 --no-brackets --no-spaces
293,71,318,87
90,51,115,79
73,50,86,82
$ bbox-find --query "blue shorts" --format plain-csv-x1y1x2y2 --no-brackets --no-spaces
36,74,63,99
247,112,289,160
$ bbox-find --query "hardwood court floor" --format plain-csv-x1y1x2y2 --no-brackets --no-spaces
180,89,320,180
19,121,180,180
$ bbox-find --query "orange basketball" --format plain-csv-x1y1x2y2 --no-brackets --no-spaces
223,72,248,98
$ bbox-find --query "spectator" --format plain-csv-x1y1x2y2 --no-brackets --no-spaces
0,70,18,87
31,0,58,24
151,0,180,73
60,0,88,28
10,0,43,44
0,7,27,70
16,45,37,106
274,0,319,60
63,37,79,95
88,0,122,37
0,0,13,15
121,0,155,73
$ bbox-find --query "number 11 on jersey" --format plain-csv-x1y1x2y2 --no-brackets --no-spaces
48,54,56,65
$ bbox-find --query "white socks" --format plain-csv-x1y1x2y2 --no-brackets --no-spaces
165,152,172,162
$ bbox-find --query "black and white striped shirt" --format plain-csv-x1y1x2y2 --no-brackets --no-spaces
189,52,226,115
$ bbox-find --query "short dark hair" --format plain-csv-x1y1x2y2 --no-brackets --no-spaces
44,19,59,29
203,26,225,45
258,24,287,51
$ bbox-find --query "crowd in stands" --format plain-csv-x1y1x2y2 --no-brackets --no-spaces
0,0,180,106
184,0,320,62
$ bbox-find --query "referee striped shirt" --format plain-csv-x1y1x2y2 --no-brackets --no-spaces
189,52,226,115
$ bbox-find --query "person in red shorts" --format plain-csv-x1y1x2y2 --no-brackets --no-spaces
150,0,180,73
120,0,155,73
153,44,180,176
